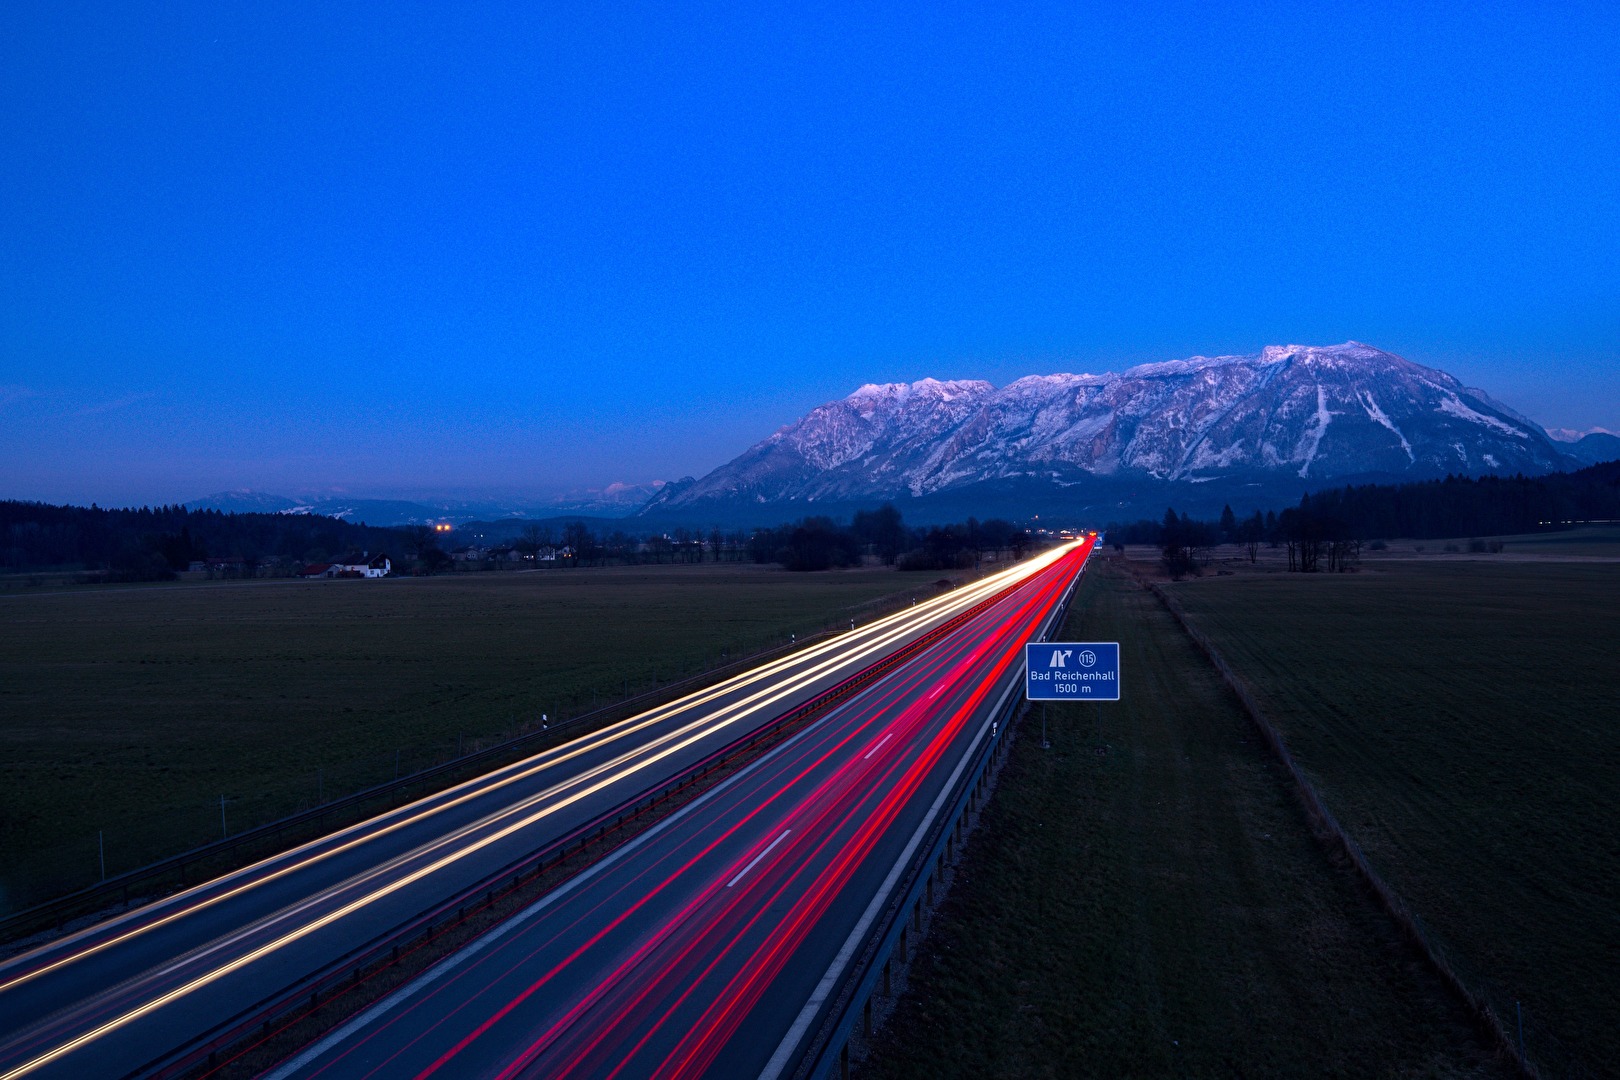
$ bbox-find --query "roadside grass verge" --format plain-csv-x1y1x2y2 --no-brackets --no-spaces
864,562,1505,1079
1171,559,1619,1077
0,562,945,914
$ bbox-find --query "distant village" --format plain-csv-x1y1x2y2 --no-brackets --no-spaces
185,545,586,580
163,513,1041,580
187,552,396,579
447,543,577,566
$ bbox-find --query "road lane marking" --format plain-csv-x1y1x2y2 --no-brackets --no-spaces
0,555,1045,994
727,830,791,889
0,547,1083,1079
759,550,1084,1080
0,553,1046,1004
257,743,775,1080
862,733,893,760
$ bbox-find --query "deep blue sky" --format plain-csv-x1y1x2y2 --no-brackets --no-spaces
3,2,1617,506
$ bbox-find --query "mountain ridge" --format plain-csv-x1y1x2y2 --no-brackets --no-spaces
185,481,671,527
640,342,1580,522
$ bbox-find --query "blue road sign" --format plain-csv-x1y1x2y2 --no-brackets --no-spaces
1025,642,1120,701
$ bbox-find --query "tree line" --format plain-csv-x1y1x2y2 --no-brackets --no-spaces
0,498,1037,581
448,506,1034,573
741,508,1032,571
1105,459,1620,577
0,501,405,581
18,460,1610,582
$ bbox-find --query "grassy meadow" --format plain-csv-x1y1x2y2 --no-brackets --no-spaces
0,562,944,914
865,563,1503,1079
1167,557,1619,1077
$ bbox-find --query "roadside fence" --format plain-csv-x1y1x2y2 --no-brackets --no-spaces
0,580,959,946
790,554,1087,1079
128,571,1032,1079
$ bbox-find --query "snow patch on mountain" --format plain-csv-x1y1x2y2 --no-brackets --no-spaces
1438,394,1528,438
639,342,1575,516
1547,425,1618,442
1358,391,1414,462
1296,385,1336,478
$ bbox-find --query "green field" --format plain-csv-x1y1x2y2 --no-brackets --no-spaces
0,563,945,914
1169,559,1618,1078
865,563,1502,1079
1493,523,1620,556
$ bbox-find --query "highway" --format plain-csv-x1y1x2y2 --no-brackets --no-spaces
268,537,1091,1080
0,539,1089,1080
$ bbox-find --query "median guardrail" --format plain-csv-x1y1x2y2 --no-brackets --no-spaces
791,549,1088,1080
0,582,944,948
131,568,1039,1080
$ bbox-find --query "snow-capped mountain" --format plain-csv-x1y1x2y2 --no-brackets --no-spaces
1547,427,1620,465
535,480,673,515
186,492,471,525
185,483,677,526
641,342,1576,518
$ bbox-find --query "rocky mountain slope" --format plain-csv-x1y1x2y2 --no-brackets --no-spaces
641,342,1575,518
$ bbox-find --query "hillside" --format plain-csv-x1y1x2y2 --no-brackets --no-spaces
641,342,1580,523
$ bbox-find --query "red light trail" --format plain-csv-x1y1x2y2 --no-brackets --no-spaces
327,541,1095,1080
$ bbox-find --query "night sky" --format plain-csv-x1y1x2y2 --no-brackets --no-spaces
3,3,1617,506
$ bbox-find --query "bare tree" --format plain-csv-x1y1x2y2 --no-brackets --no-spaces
561,521,594,566
515,524,552,563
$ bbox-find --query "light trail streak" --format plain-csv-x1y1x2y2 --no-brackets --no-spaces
472,548,1085,1079
583,564,1075,1079
598,548,1085,1078
294,626,975,1080
0,545,1081,1080
0,543,1071,1004
400,576,1050,1080
649,554,1076,1078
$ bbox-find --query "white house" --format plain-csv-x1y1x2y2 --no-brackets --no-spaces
331,553,391,578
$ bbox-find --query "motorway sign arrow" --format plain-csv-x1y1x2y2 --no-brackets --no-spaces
1025,641,1120,701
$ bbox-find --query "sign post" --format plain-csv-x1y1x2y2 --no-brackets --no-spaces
1025,642,1121,702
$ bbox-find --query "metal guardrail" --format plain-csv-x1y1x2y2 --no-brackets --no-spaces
791,554,1088,1080
0,585,940,947
131,574,1032,1080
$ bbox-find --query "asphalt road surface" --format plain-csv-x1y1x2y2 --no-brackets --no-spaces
268,539,1091,1080
0,540,1087,1080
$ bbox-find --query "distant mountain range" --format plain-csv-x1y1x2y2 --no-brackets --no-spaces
641,342,1602,523
1547,428,1620,465
187,343,1614,529
185,481,670,527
